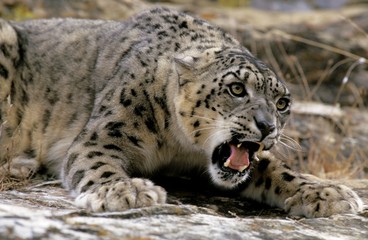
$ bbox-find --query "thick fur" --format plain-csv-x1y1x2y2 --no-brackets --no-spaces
0,8,364,217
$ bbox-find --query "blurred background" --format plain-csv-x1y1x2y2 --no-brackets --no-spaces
1,0,367,180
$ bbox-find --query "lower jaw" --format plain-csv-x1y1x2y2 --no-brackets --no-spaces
209,165,251,189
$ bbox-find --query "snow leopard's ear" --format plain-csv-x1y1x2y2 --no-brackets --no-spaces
174,47,223,72
174,55,196,71
173,55,199,85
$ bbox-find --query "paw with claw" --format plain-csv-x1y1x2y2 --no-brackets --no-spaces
75,178,167,212
285,183,364,218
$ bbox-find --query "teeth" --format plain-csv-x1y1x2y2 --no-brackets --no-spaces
253,142,264,162
224,158,249,172
224,158,230,167
239,164,250,172
257,142,264,153
222,141,264,170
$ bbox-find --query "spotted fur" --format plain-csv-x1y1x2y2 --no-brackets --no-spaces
0,8,364,217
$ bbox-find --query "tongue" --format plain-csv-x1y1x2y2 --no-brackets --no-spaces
224,144,250,172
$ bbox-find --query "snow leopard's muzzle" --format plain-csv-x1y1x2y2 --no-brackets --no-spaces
209,109,279,188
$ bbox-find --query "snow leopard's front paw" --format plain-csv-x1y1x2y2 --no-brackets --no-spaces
75,178,167,212
285,183,364,218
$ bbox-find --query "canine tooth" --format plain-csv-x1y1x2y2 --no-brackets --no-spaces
257,143,264,153
237,143,242,148
239,164,249,172
254,155,260,162
224,158,230,167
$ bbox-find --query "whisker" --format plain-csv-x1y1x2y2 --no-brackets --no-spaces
190,122,232,136
190,126,218,135
280,134,301,147
203,129,229,147
273,144,293,160
278,137,302,151
191,115,229,126
192,114,246,126
191,115,215,122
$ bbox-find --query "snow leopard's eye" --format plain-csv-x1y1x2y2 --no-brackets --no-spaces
276,97,290,112
228,82,246,98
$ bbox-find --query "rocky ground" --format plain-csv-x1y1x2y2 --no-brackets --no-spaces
0,0,368,239
0,179,367,239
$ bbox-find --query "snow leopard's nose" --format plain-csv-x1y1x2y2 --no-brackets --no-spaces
254,116,276,140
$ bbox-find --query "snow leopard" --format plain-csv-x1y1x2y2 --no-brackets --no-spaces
0,7,364,217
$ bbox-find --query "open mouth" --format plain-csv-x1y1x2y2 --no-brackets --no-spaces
212,139,264,174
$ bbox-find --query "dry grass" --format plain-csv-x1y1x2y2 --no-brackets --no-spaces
278,134,368,179
0,128,33,191
264,15,368,179
0,142,30,191
0,144,32,191
305,143,367,179
0,172,30,191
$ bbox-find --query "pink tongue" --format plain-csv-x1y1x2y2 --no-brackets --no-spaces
228,144,250,171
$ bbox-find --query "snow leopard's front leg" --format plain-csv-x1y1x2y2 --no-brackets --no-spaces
240,152,364,218
62,124,167,212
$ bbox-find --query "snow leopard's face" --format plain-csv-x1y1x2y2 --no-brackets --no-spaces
174,48,291,188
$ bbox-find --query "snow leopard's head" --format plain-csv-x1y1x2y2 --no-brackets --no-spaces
173,47,291,188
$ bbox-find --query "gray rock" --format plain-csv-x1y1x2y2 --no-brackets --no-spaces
0,180,367,239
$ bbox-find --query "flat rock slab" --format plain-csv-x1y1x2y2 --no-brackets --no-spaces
0,180,367,240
